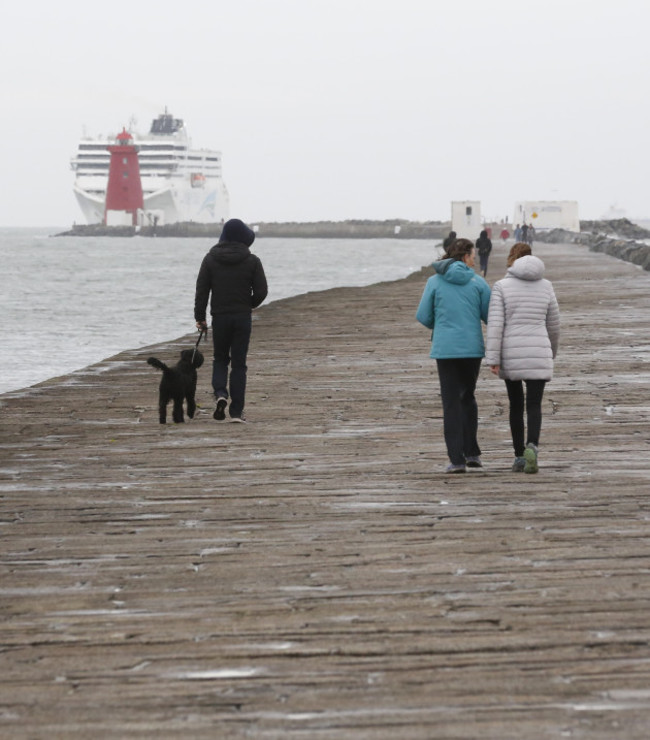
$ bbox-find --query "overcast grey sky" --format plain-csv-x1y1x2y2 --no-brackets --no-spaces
2,0,648,227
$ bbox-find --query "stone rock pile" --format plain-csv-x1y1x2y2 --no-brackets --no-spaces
534,219,650,271
580,218,650,240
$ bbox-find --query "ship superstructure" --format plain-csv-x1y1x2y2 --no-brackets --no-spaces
71,110,229,225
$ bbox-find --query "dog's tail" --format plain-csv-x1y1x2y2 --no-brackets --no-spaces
147,357,169,373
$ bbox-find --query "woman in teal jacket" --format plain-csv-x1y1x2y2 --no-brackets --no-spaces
416,238,491,473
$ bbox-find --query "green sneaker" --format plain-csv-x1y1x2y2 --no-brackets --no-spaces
523,444,539,474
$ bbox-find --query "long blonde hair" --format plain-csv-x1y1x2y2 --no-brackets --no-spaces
507,242,532,267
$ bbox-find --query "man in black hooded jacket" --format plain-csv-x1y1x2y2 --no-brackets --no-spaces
194,218,268,422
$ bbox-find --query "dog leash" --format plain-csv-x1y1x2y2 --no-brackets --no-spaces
191,328,207,364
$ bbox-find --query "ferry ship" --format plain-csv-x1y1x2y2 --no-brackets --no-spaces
70,110,229,225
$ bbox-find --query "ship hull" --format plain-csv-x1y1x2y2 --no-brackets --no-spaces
142,181,229,225
73,181,229,226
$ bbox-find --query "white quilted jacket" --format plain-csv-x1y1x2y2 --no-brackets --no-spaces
485,255,560,380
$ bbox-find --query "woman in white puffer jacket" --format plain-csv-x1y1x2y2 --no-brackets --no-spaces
486,243,560,473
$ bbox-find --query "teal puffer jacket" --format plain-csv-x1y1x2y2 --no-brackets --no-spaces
416,258,491,359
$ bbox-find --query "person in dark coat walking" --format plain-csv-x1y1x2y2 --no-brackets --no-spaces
475,229,493,277
442,230,457,250
195,219,268,422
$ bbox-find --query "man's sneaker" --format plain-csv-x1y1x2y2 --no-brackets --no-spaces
512,456,526,472
465,456,483,468
213,397,227,421
523,443,539,474
230,415,246,424
445,463,466,474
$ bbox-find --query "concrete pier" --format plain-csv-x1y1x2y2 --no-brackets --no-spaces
1,239,650,738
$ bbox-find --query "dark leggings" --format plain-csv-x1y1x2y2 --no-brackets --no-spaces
504,379,546,457
436,358,482,465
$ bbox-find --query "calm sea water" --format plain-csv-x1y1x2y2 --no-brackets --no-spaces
0,228,439,395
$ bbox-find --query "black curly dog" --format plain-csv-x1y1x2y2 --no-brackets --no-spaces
147,349,204,424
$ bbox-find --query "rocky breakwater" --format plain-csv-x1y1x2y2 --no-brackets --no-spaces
56,222,222,238
534,218,650,271
57,220,450,239
253,219,449,239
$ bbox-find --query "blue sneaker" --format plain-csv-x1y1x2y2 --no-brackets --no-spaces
512,456,526,472
523,444,539,474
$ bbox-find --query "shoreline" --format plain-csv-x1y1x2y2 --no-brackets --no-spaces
2,239,650,736
0,264,430,400
0,240,441,398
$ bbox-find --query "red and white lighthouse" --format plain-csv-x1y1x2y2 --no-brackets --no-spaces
104,128,144,226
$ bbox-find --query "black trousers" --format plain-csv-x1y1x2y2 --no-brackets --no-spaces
504,379,546,457
436,358,482,465
211,312,252,418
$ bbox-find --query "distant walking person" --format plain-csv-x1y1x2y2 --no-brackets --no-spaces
520,223,529,244
416,238,491,473
195,219,268,423
527,224,535,246
442,230,457,250
475,229,493,277
485,243,560,473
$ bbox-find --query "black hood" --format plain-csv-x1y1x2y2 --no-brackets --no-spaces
209,242,251,265
219,218,255,246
